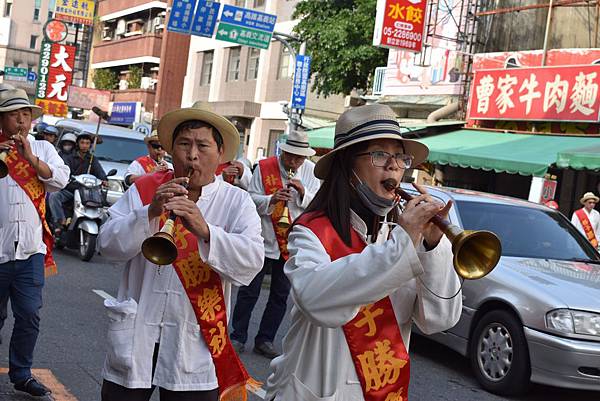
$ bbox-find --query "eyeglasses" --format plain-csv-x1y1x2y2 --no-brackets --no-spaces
355,151,413,168
149,143,163,150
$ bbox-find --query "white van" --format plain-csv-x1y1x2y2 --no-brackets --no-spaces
55,119,148,205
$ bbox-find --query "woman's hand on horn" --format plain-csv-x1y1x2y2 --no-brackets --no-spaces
398,183,452,247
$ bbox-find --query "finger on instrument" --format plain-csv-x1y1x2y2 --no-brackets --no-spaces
412,182,429,195
405,194,429,209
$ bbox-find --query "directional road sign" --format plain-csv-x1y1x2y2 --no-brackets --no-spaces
215,5,277,50
168,0,221,37
291,55,311,110
190,1,220,38
167,0,196,34
4,67,28,78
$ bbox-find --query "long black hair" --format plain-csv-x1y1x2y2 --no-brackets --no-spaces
303,141,402,246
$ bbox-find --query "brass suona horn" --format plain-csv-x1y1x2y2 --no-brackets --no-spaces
277,169,296,229
393,186,502,280
141,170,192,265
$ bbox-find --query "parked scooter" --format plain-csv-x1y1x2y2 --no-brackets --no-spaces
55,169,116,261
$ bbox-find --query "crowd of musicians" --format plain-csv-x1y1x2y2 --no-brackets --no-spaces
2,81,465,401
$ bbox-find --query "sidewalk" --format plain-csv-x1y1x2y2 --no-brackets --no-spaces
0,369,77,401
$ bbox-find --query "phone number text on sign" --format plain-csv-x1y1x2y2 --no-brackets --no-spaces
374,0,427,53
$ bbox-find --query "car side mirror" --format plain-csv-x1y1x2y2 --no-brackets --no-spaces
107,169,117,177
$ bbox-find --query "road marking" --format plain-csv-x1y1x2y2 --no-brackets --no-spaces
0,368,77,400
92,289,115,301
248,384,266,399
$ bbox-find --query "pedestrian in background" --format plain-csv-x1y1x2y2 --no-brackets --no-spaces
571,192,600,249
230,130,321,359
124,130,172,187
215,158,252,189
0,89,69,397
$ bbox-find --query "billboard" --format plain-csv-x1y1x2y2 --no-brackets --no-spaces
373,0,427,52
35,42,77,117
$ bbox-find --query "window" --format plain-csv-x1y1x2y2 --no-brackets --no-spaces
253,0,265,8
34,0,40,20
247,48,260,80
200,51,213,86
227,47,241,82
4,1,12,17
29,35,38,50
234,0,245,6
278,46,292,79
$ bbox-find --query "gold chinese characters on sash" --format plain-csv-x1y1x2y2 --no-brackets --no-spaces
136,170,258,400
296,212,411,401
575,208,598,248
259,156,290,260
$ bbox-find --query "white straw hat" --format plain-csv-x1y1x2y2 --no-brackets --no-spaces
0,88,43,120
279,129,316,157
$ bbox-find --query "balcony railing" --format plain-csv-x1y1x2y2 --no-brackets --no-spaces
93,33,163,64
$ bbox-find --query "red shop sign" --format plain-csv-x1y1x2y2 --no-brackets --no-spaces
468,65,600,122
373,0,427,53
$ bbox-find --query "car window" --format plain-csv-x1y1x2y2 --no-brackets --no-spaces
92,136,147,164
455,201,599,261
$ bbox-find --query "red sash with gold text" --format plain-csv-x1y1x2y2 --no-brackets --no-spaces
216,162,235,184
136,155,157,174
259,157,289,260
0,133,57,277
296,213,411,401
576,208,599,247
136,171,257,400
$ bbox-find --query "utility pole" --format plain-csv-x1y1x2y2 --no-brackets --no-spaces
272,31,305,133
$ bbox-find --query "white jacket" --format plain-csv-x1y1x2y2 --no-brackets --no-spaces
249,158,321,259
97,178,264,391
571,208,600,244
265,212,462,401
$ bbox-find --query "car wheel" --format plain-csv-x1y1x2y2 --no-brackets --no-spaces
470,309,531,396
79,230,97,262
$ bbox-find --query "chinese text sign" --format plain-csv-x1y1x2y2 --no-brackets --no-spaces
468,65,600,122
373,0,427,53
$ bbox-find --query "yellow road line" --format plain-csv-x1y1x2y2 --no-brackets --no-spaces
0,368,78,400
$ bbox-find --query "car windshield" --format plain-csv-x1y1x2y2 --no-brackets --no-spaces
455,201,600,261
92,136,147,163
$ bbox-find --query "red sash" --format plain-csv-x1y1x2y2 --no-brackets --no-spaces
296,213,411,401
0,134,57,276
136,155,157,174
576,208,599,247
216,162,235,184
259,156,289,260
135,171,257,400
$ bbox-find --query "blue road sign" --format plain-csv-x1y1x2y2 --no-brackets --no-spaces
220,4,276,33
291,55,311,110
190,1,220,38
110,102,137,125
167,0,197,34
27,71,37,82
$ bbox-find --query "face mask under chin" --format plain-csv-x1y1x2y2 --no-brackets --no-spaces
351,170,396,217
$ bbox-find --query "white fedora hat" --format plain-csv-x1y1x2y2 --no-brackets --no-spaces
157,104,240,162
279,129,316,157
314,104,429,179
0,88,43,120
580,192,600,204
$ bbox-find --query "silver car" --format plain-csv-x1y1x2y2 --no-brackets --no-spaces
410,185,600,396
55,119,148,205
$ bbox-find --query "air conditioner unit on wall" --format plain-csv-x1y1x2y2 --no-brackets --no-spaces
102,27,113,41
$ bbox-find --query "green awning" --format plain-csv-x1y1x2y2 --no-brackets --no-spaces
557,145,600,170
306,124,335,149
418,130,600,177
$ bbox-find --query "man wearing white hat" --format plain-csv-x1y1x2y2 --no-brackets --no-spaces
97,105,264,400
571,192,600,248
124,130,173,187
0,88,69,396
230,130,321,359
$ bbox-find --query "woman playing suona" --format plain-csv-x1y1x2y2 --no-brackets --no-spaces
265,104,462,401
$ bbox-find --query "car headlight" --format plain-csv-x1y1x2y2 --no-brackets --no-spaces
107,179,123,193
546,309,600,336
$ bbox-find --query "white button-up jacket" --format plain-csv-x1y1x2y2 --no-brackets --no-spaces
97,178,264,391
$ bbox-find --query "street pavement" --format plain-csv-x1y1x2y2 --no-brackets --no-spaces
1,249,599,400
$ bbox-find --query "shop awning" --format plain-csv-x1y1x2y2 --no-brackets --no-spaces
417,130,600,177
556,145,600,170
306,124,335,149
